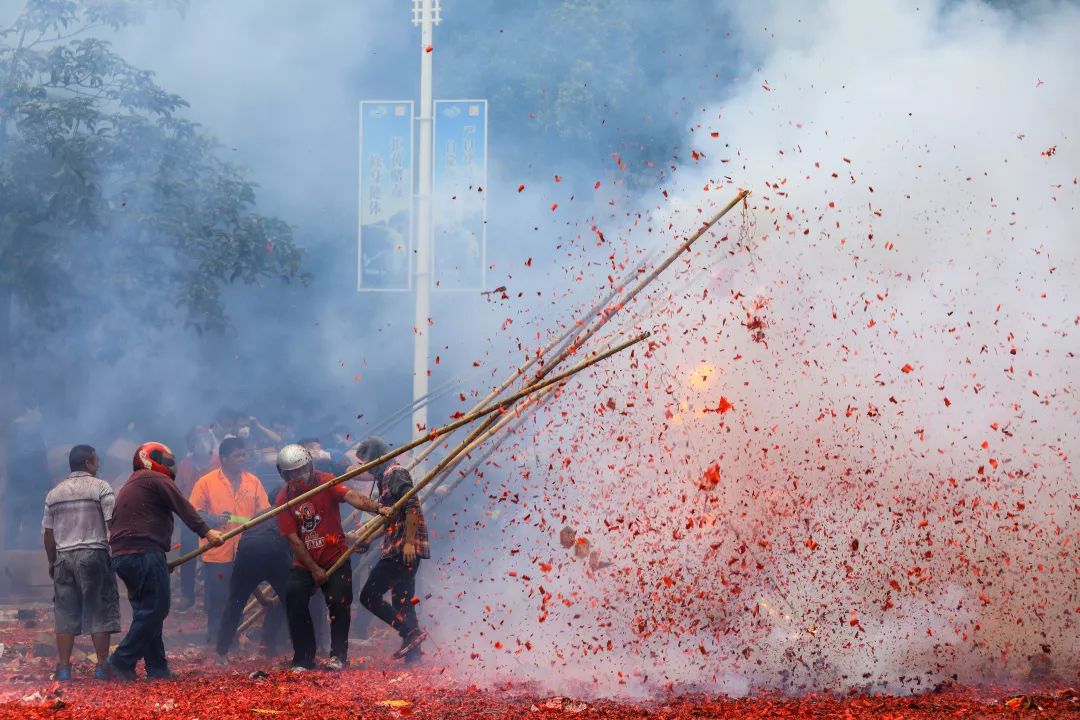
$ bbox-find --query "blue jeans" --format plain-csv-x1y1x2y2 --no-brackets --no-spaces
109,552,171,676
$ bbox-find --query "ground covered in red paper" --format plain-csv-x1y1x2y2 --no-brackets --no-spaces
0,609,1076,720
2,664,1079,719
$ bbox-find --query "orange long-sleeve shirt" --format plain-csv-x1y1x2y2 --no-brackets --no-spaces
188,468,268,563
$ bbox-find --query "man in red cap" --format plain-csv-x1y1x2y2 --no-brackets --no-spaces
107,442,225,680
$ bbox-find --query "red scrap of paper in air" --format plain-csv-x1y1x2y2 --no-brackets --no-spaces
901,363,914,374
699,463,721,489
594,181,601,189
703,397,734,414
525,258,532,267
517,183,525,193
551,203,558,211
1041,145,1057,157
424,44,433,53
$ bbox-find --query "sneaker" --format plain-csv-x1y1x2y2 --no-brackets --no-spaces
402,647,422,665
392,630,428,660
146,667,174,681
289,665,309,674
54,665,72,681
325,657,346,672
93,665,111,681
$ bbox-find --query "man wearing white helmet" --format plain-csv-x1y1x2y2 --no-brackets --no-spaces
274,443,391,672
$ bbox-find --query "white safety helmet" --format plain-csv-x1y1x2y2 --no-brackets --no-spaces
276,443,313,479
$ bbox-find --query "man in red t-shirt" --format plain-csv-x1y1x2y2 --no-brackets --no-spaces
274,444,390,671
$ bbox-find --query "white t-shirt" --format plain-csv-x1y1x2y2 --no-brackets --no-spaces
42,472,115,553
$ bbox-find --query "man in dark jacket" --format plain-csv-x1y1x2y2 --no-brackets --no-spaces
107,442,224,680
355,437,430,663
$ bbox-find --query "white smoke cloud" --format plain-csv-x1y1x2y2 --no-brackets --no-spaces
424,0,1080,696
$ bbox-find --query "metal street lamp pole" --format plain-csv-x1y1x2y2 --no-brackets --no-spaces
410,0,439,473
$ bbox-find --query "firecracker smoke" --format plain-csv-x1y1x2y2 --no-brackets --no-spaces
420,0,1080,696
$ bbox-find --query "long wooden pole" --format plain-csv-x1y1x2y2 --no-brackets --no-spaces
169,330,649,569
422,384,551,505
400,247,664,477
338,190,748,558
324,332,649,576
411,190,749,508
235,399,535,635
338,254,656,533
427,259,726,506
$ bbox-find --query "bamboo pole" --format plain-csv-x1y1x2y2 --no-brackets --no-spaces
169,330,650,569
411,190,748,510
424,257,723,506
400,247,664,476
337,253,659,532
324,332,649,577
337,190,748,567
347,376,462,456
237,599,270,634
238,399,528,634
422,384,552,505
237,583,276,621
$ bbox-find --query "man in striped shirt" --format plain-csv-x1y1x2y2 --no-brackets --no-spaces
42,445,121,681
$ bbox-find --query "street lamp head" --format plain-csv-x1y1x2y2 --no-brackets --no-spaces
411,0,442,27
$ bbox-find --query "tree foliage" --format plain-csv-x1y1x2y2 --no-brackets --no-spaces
0,0,308,339
443,0,736,185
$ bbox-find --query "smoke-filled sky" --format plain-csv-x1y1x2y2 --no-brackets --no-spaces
3,0,1078,696
413,0,1078,697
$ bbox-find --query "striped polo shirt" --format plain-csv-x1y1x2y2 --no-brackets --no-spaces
42,471,115,553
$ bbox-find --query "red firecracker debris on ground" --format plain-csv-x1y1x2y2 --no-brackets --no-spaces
0,608,1077,719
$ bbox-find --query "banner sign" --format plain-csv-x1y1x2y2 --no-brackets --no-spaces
432,99,487,291
358,100,413,291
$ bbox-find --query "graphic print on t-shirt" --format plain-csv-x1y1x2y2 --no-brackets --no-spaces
297,502,321,534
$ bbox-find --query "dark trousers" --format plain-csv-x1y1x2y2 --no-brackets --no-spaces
215,544,290,656
285,562,352,668
309,593,329,653
202,561,233,642
178,526,197,602
110,552,171,676
359,557,420,638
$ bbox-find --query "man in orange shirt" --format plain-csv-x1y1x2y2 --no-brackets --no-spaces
189,438,268,644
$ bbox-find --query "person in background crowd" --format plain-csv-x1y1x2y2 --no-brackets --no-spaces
246,415,283,447
214,474,290,662
189,438,268,645
6,405,50,549
174,426,219,610
107,442,224,680
274,444,391,672
42,445,120,680
300,437,349,475
211,408,242,445
355,437,430,664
